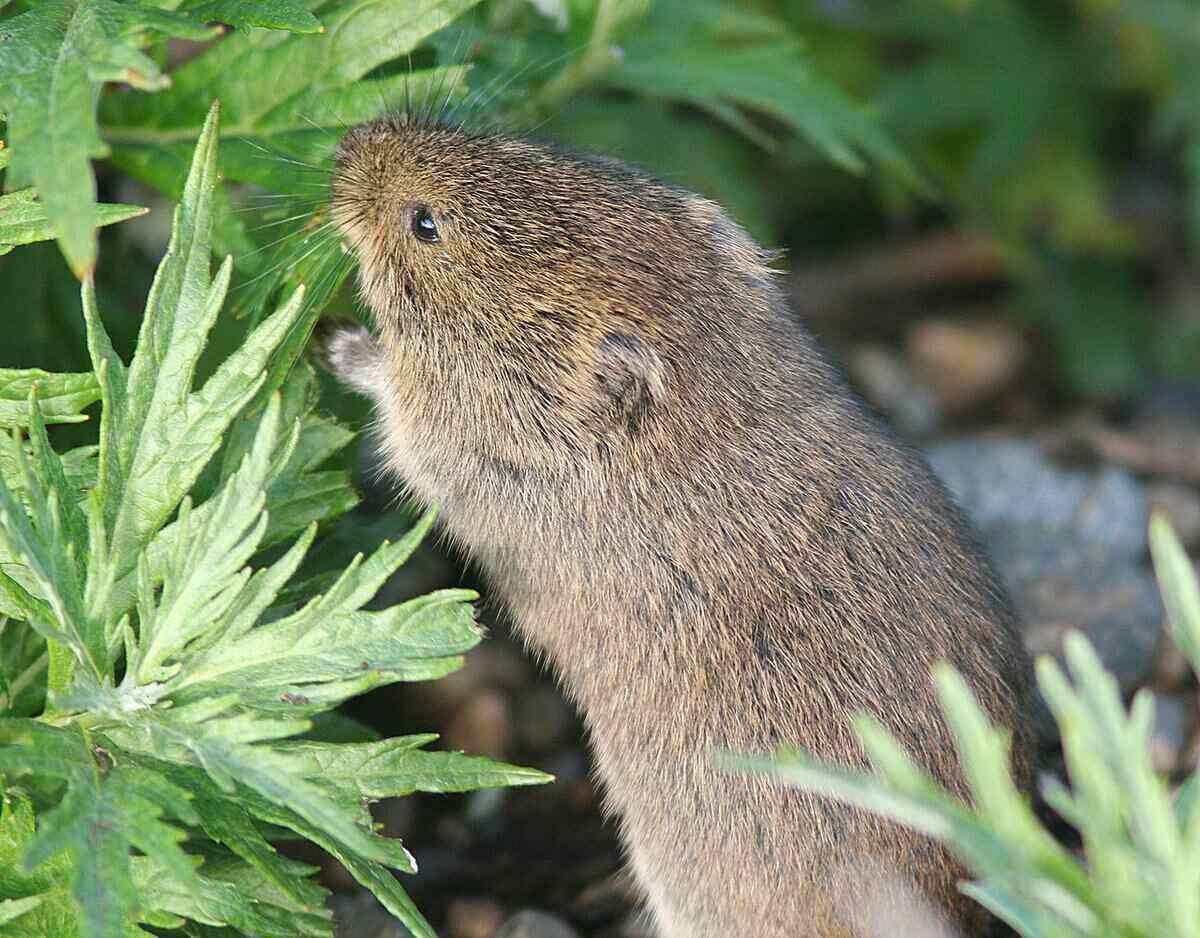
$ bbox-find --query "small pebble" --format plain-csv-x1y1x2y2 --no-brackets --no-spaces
905,316,1025,413
447,897,507,938
446,688,514,760
496,908,581,938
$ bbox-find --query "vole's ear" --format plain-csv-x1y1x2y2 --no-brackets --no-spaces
593,333,667,429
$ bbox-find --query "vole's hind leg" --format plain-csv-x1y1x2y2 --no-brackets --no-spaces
311,319,386,399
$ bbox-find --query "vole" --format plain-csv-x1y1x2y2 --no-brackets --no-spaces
319,114,1034,938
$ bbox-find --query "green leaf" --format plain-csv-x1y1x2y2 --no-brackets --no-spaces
0,895,46,926
547,97,780,242
178,0,322,33
130,855,329,937
123,752,330,915
875,0,1129,250
102,364,356,621
0,614,48,716
608,0,921,188
0,721,198,937
0,418,102,684
126,393,285,684
0,190,146,258
81,102,309,625
1149,513,1200,676
0,789,78,937
0,371,99,429
0,0,214,276
102,0,480,144
278,736,554,799
171,564,479,706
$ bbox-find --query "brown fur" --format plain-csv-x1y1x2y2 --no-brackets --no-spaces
321,115,1034,938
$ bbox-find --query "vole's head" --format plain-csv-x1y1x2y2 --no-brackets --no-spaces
330,116,776,455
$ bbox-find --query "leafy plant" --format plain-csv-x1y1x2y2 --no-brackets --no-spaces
729,515,1200,938
0,0,918,299
0,104,549,938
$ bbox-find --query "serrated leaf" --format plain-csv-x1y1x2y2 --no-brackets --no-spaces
313,843,435,938
0,422,102,681
1,48,551,935
0,794,77,938
0,190,146,257
126,404,280,683
103,367,354,621
279,736,553,799
100,709,414,872
132,756,329,915
130,855,329,937
102,1,479,142
173,594,477,709
172,576,479,703
0,0,214,276
0,788,72,901
82,103,309,630
0,721,198,937
0,370,99,429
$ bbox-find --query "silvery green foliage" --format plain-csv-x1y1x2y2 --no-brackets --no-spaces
733,515,1200,938
0,105,549,938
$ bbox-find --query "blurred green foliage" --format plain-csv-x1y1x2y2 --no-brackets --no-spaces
1,0,1199,398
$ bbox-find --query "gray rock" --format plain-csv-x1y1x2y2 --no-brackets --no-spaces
927,439,1148,558
496,909,581,938
926,438,1164,697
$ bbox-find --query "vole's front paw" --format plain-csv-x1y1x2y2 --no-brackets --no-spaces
311,319,383,396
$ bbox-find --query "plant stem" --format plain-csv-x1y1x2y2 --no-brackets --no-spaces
6,650,48,708
533,0,622,113
46,639,75,700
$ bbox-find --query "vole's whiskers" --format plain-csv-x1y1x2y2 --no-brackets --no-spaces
455,43,579,124
240,219,333,260
246,210,331,234
298,111,341,144
238,137,330,174
233,220,338,294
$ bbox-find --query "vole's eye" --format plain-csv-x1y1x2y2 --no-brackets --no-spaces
412,206,440,243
